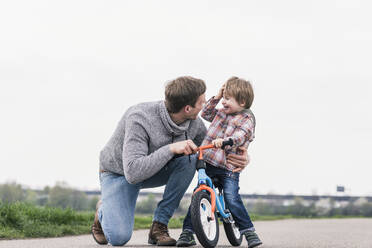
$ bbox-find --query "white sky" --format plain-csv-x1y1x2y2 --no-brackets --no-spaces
1,0,371,196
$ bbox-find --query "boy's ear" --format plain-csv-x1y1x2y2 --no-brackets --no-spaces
239,101,246,107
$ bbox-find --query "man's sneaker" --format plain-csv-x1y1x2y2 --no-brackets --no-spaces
176,230,196,247
148,221,177,246
91,200,108,245
244,231,262,248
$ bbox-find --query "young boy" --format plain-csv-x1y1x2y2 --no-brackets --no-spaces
177,77,262,248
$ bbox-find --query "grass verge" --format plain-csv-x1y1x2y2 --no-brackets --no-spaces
2,202,363,239
0,202,93,239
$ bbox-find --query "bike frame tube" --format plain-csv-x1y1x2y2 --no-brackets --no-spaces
218,194,225,210
215,191,229,219
197,168,213,186
195,169,230,219
194,143,233,220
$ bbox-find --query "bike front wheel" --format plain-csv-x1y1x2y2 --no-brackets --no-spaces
190,191,219,248
223,221,243,246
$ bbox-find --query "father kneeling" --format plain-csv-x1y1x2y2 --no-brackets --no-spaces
92,76,207,246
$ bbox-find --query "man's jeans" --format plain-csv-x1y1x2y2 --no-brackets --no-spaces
183,164,254,234
98,155,196,246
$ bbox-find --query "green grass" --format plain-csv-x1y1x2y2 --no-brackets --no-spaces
0,202,188,239
0,202,94,239
2,202,365,239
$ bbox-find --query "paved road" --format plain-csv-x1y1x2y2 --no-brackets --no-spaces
1,219,371,248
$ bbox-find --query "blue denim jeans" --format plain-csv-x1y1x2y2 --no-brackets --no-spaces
183,163,254,234
98,155,197,246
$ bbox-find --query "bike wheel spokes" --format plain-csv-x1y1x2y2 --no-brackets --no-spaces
223,219,243,246
232,223,240,238
191,191,219,248
200,199,217,240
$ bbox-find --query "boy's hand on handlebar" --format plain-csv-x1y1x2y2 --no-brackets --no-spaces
169,140,198,155
212,138,224,148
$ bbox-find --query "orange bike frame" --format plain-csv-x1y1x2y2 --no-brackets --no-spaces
193,185,216,220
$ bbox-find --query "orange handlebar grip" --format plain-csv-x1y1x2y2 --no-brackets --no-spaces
198,144,215,160
198,144,215,151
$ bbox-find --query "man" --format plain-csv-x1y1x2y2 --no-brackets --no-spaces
92,76,249,246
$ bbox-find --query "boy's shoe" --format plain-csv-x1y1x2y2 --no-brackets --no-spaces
176,230,196,247
91,200,108,245
244,231,262,248
148,221,177,246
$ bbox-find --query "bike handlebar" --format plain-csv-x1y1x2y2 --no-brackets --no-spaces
197,138,233,160
221,138,234,149
198,138,234,151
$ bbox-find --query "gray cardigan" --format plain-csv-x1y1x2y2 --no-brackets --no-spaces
99,101,207,184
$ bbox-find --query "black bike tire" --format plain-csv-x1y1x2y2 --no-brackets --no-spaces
190,191,219,248
223,221,243,246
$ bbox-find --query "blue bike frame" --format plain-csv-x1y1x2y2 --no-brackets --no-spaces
197,168,230,219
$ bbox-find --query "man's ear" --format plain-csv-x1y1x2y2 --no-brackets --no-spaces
184,105,191,113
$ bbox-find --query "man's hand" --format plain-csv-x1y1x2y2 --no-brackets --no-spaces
169,140,198,155
227,147,250,172
215,83,226,100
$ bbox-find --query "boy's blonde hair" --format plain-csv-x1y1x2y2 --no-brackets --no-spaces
224,76,254,109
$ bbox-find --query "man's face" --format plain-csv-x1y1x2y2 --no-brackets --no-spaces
186,93,206,120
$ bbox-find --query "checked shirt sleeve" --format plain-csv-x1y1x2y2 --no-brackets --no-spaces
228,116,255,147
201,97,221,122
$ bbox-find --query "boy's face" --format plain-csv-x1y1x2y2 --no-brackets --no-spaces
222,93,245,114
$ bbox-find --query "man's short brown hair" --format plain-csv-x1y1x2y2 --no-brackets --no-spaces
224,76,254,109
165,76,206,113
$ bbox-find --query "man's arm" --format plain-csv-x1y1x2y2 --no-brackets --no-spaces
122,112,198,184
228,147,250,173
122,113,174,184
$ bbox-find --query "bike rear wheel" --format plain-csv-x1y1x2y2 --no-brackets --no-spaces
223,221,243,246
190,191,219,248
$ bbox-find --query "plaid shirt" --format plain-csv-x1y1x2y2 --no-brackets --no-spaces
201,97,255,171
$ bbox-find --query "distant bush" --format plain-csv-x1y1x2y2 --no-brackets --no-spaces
47,182,91,210
0,182,98,211
0,182,26,203
135,194,157,214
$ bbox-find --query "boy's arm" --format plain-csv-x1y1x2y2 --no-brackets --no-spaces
226,117,255,148
201,97,220,122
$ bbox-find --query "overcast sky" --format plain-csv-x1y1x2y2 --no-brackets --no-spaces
1,0,371,196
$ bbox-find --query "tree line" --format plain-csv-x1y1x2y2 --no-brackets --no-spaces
1,182,372,217
0,182,98,211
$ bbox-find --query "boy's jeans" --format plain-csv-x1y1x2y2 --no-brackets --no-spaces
183,164,255,234
98,155,196,246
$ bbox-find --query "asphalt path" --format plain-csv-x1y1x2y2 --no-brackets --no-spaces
1,219,371,248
